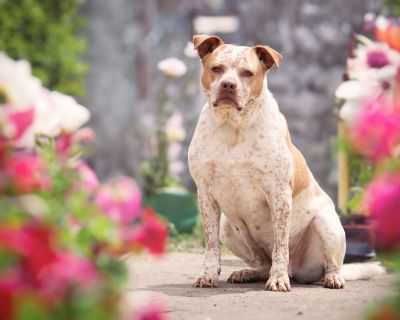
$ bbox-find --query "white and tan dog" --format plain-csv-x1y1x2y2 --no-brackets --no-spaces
188,35,384,292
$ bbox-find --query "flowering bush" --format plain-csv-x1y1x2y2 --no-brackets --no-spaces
335,14,400,214
0,53,168,319
336,13,400,318
140,57,188,196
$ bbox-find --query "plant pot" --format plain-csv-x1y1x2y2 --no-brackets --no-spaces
343,223,376,263
144,188,198,233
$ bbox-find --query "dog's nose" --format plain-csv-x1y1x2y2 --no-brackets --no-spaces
221,79,237,91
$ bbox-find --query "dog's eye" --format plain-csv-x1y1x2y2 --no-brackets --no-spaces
242,70,254,77
211,66,224,73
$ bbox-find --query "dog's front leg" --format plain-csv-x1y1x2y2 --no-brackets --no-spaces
193,182,221,288
265,187,292,292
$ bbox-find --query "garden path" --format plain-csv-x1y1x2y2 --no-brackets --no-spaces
125,252,395,320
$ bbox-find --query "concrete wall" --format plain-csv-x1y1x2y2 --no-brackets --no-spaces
82,0,383,200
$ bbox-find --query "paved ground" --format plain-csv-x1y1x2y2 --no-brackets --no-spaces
125,252,395,320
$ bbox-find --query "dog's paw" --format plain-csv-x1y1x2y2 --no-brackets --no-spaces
193,271,219,288
324,273,345,289
228,269,266,283
265,273,291,292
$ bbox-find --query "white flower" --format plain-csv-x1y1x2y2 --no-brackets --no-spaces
364,12,376,23
339,101,362,124
168,142,182,160
335,80,380,101
0,52,42,110
32,89,90,135
165,112,186,142
375,15,390,31
169,160,185,175
184,41,197,58
32,88,61,136
157,57,187,77
193,16,240,34
49,91,90,132
335,80,381,124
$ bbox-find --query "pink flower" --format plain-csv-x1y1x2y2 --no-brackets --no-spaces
124,208,168,255
0,223,57,280
0,223,99,303
0,106,35,150
365,175,400,251
3,153,51,194
39,252,99,300
0,285,14,320
73,127,95,145
76,161,99,193
136,300,168,320
0,270,24,320
350,97,400,162
95,177,142,224
5,107,35,141
55,132,73,158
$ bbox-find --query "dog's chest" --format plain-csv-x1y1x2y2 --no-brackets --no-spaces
189,129,276,216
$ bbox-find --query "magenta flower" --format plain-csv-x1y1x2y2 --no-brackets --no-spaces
95,176,142,224
350,97,400,162
367,50,390,68
3,153,51,194
365,175,400,251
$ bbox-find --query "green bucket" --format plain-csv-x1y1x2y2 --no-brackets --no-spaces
144,188,198,233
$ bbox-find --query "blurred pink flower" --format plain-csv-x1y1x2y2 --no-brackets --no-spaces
0,223,57,280
95,177,141,224
136,300,168,320
124,208,168,255
55,132,73,158
0,270,24,320
5,107,35,141
3,153,51,194
73,127,95,145
0,106,35,151
39,252,99,299
76,161,99,193
365,175,400,250
350,97,400,162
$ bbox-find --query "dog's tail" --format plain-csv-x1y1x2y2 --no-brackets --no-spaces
340,262,386,281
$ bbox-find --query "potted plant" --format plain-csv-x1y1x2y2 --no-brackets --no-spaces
335,13,400,262
140,57,198,233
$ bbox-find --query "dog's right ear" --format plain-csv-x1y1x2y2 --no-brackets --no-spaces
193,35,224,62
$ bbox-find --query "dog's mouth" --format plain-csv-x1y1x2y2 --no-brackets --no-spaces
213,96,242,111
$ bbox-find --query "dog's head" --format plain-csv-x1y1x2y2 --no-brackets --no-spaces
193,35,281,113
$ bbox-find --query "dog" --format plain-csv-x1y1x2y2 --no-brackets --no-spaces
188,35,384,292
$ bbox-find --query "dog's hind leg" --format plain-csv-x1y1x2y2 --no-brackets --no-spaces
220,214,271,283
293,203,346,289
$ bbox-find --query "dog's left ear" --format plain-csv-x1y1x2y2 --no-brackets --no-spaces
193,34,224,61
252,45,282,70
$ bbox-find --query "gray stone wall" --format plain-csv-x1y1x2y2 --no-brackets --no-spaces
82,0,383,201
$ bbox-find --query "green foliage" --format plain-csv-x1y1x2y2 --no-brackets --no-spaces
335,136,374,215
385,0,400,16
167,216,205,252
0,0,88,96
